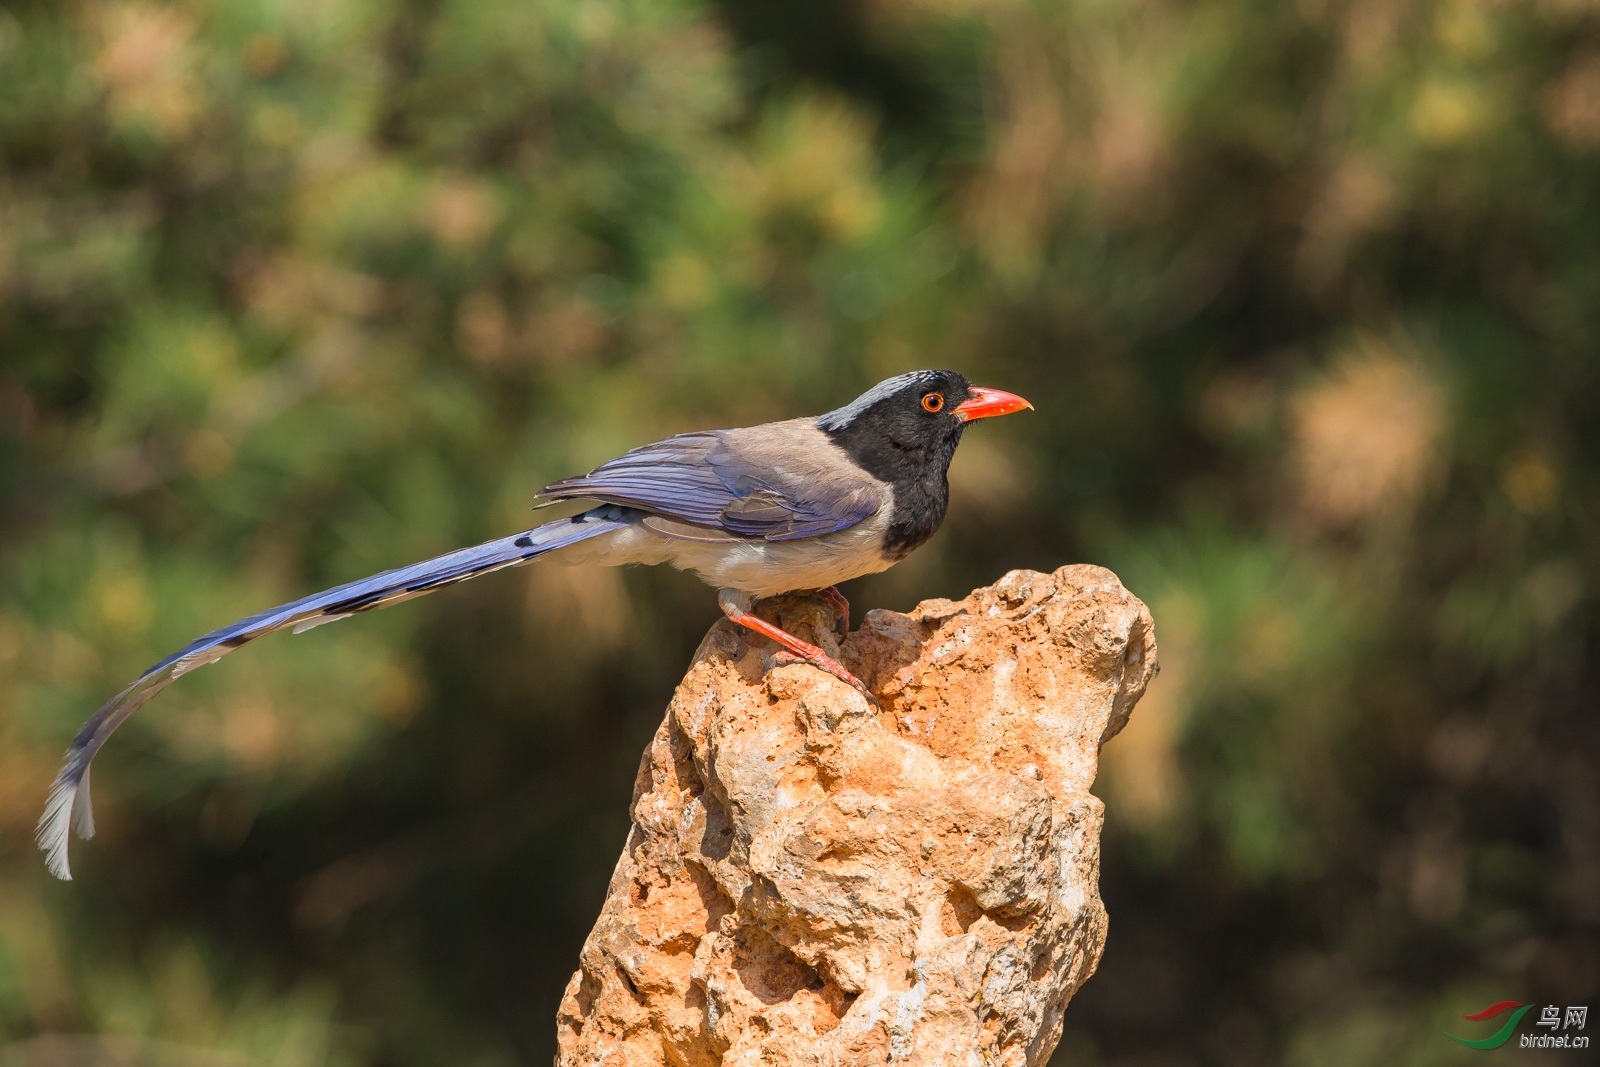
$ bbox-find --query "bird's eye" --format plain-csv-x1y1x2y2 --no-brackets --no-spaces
921,392,945,413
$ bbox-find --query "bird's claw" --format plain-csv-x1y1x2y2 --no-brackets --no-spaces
769,651,879,709
722,594,876,709
817,586,851,638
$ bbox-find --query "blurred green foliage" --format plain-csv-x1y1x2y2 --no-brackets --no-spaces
1,0,1596,1063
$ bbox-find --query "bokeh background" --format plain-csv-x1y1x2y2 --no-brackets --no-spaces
2,0,1597,1063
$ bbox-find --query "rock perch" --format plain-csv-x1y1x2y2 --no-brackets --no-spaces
557,565,1157,1066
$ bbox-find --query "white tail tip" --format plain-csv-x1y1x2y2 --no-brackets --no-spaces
36,770,92,881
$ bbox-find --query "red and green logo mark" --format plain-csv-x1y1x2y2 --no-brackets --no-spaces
1447,1001,1535,1049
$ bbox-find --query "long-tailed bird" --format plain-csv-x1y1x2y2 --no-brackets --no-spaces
38,369,1030,879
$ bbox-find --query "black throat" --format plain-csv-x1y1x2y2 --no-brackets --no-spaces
822,417,966,560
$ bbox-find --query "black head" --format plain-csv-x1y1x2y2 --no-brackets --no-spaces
817,370,1031,558
817,369,976,454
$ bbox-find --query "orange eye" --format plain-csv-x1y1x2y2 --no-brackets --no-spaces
921,392,945,413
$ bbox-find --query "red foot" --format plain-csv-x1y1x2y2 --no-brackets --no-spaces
721,601,876,707
817,585,850,636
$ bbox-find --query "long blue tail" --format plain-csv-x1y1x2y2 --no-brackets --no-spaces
37,507,633,880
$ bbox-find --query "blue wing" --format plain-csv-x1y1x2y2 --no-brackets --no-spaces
536,429,879,541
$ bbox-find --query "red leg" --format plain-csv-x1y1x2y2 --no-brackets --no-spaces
817,585,850,635
718,591,875,705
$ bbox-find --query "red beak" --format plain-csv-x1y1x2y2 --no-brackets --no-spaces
954,386,1034,422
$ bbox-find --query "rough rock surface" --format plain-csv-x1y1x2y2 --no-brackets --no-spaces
556,565,1157,1067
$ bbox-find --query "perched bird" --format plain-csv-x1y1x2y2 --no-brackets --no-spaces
38,369,1031,879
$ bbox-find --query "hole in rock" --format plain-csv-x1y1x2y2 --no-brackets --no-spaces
815,841,853,863
732,926,819,1006
945,885,985,934
1123,619,1147,675
729,927,853,1035
688,862,735,932
616,963,644,1003
987,908,1033,933
944,885,1034,934
698,796,735,861
669,716,706,801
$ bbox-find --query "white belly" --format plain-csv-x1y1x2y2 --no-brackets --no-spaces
555,511,895,598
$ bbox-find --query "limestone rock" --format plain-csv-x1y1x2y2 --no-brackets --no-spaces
556,565,1157,1067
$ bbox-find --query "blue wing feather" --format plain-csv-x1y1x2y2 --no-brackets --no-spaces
538,431,876,541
